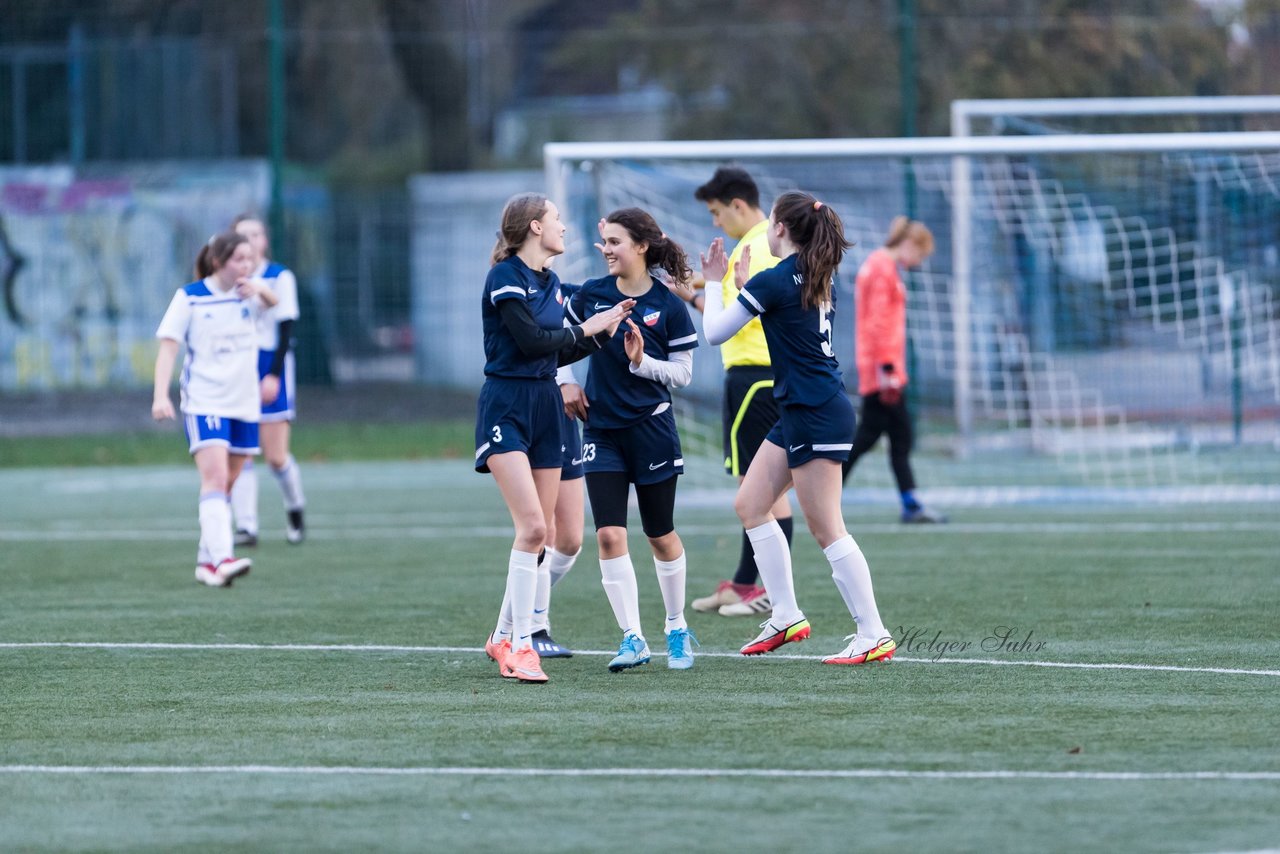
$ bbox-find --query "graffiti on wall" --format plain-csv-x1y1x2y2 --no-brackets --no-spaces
0,163,268,391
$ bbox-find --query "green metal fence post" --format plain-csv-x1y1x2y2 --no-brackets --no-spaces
899,0,922,421
68,23,86,164
268,0,286,243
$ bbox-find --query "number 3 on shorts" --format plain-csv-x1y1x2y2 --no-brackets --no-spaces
491,424,503,443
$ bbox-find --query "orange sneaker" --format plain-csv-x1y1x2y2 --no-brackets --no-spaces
822,635,897,665
503,645,548,683
485,635,513,677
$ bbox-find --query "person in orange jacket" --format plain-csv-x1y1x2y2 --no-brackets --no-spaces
842,217,947,523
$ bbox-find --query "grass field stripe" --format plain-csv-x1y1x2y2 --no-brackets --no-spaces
3,641,1278,678
1,765,1278,781
3,520,1278,542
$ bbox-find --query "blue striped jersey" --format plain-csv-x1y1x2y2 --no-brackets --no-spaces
737,255,844,407
481,255,569,380
155,279,270,421
566,275,699,429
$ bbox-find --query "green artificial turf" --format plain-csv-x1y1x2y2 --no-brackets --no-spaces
1,461,1277,852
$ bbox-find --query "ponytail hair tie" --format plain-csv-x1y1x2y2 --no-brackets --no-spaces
660,232,667,240
207,234,218,246
813,201,824,211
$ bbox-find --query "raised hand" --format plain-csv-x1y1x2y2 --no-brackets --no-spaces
700,237,728,284
580,297,636,338
732,245,752,291
623,318,645,366
658,268,697,303
593,217,608,257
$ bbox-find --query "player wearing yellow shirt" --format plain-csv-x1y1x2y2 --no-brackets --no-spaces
685,167,795,618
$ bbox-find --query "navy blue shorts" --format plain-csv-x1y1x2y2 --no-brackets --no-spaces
581,407,683,485
764,393,855,468
257,349,295,423
474,377,563,473
560,410,584,481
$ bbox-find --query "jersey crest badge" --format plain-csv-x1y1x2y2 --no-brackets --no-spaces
643,310,661,327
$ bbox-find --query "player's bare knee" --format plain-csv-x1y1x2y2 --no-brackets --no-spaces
734,492,768,528
596,525,628,556
557,532,583,555
647,531,682,561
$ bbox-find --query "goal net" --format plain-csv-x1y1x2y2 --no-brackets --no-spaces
545,131,1280,489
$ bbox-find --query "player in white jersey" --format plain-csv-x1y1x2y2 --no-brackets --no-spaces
228,215,307,546
153,231,279,587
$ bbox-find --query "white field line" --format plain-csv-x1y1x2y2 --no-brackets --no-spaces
2,641,1278,678
3,520,1278,542
0,764,1277,781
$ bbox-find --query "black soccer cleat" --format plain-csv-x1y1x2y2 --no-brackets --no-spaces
531,629,573,658
286,509,305,544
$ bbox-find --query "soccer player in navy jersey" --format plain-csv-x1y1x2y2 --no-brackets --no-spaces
477,193,633,684
152,232,279,588
700,191,897,665
227,215,308,547
565,208,701,672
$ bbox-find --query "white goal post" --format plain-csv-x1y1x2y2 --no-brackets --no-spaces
546,130,1280,465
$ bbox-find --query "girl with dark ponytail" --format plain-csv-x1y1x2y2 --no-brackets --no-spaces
563,207,701,673
700,190,897,667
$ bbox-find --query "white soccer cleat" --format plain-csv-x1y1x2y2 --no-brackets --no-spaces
195,563,227,588
215,557,252,585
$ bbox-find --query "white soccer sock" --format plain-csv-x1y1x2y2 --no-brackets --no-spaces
747,521,801,625
493,586,513,643
531,555,552,633
530,546,581,634
506,549,539,651
824,534,887,639
600,554,642,638
547,546,579,588
654,552,688,633
230,460,259,535
271,454,306,511
198,492,232,566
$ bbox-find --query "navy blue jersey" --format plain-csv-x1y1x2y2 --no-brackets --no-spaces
737,255,844,407
481,256,570,379
567,276,699,429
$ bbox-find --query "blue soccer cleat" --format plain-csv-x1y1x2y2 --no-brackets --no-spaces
665,627,698,670
608,632,651,672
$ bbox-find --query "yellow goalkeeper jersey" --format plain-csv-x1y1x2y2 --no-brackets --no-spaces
719,218,778,368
